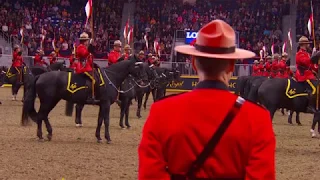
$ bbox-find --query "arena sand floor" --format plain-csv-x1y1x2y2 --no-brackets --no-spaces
0,88,319,180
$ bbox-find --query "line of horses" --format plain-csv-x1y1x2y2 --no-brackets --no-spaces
235,75,320,138
1,57,180,143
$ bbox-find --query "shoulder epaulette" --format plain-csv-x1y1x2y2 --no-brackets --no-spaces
156,92,186,102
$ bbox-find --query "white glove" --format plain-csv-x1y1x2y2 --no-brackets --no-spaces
89,39,94,44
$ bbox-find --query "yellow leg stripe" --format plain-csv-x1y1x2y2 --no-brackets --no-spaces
306,79,316,95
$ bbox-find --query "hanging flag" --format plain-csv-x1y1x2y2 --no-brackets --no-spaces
20,28,24,44
153,40,160,57
144,34,148,49
127,27,133,44
259,50,263,59
282,41,287,54
85,0,93,27
271,43,274,55
262,46,266,57
307,1,314,37
123,19,129,41
287,30,292,50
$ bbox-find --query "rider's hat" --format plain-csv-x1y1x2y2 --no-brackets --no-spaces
124,44,131,50
282,52,288,57
139,50,144,55
175,20,255,59
148,53,152,57
298,36,312,44
259,59,264,62
79,32,90,40
114,40,122,47
13,45,20,51
254,60,259,64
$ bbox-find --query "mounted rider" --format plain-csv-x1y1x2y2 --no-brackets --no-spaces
49,51,57,65
34,49,48,67
108,40,122,65
295,36,318,112
146,53,153,65
277,52,288,78
252,60,261,76
75,32,98,104
12,45,24,83
270,54,280,78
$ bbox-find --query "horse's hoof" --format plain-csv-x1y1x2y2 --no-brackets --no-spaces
107,140,112,144
297,123,302,126
47,134,52,141
137,115,142,119
76,124,83,127
120,126,126,130
38,138,45,142
97,139,103,143
127,126,131,129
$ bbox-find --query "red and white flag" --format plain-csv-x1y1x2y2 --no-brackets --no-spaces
84,0,93,26
271,43,274,55
144,34,148,49
307,1,314,37
287,30,292,50
127,27,133,44
282,41,287,54
20,28,24,43
262,46,266,57
123,19,129,40
154,40,160,57
259,50,263,59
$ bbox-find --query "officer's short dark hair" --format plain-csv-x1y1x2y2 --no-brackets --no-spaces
195,57,235,77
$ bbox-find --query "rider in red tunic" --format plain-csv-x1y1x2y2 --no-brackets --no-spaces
107,40,122,65
34,49,48,66
49,51,57,65
12,45,24,83
270,54,280,78
75,32,98,103
263,56,272,77
252,60,260,76
258,59,265,75
295,36,320,112
277,53,288,78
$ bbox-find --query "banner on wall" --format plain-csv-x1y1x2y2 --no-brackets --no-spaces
166,76,238,92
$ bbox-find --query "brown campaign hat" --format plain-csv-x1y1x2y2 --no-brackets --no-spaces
298,36,312,44
79,32,90,40
175,20,255,59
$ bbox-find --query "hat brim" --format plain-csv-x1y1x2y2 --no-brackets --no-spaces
79,37,90,40
298,41,312,44
175,45,255,59
114,44,122,47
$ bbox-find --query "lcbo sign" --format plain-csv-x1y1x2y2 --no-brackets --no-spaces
185,30,239,47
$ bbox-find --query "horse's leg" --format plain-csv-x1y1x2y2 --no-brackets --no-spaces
95,104,104,143
296,112,302,126
125,99,131,129
119,98,126,129
102,101,112,144
152,89,156,102
136,93,143,119
143,90,150,110
288,111,293,124
44,117,53,141
311,113,318,138
41,99,59,141
268,106,277,122
281,108,285,116
75,104,84,127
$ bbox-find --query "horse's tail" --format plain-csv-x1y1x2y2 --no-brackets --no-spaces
21,75,40,126
65,101,74,117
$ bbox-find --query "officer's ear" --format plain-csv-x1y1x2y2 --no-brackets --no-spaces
192,56,197,73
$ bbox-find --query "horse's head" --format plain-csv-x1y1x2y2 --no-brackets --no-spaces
128,58,149,85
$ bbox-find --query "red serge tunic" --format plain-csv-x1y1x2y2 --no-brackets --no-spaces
12,51,24,67
108,50,121,64
138,81,275,180
75,44,93,74
295,49,316,81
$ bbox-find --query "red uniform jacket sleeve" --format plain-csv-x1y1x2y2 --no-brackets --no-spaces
76,45,90,59
245,110,275,179
108,51,118,64
296,51,311,67
138,104,170,180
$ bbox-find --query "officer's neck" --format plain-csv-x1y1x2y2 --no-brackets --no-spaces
198,71,231,87
300,47,307,51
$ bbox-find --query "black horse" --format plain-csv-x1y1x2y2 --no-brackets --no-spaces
234,75,251,98
143,67,181,109
21,59,147,143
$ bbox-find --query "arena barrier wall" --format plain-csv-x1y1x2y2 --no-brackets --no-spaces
166,75,238,93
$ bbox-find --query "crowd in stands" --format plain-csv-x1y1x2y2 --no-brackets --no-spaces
0,0,124,58
296,0,320,46
134,0,288,61
0,0,319,62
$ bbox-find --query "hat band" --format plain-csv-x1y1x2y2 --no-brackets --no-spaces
194,44,236,54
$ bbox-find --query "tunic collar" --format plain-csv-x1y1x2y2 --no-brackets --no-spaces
194,80,228,91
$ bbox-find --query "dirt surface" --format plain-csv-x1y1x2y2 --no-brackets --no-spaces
0,88,319,180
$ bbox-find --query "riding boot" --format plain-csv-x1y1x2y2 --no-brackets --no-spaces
86,80,99,104
306,92,316,113
116,92,121,106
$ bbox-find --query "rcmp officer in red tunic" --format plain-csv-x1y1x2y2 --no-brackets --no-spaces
75,32,98,104
34,49,48,67
270,54,280,78
138,20,275,180
12,45,24,83
263,56,272,77
49,51,57,65
295,36,319,112
108,40,122,65
277,52,288,78
252,60,260,76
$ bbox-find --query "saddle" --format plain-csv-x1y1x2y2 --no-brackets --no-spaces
285,78,315,98
66,68,105,94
